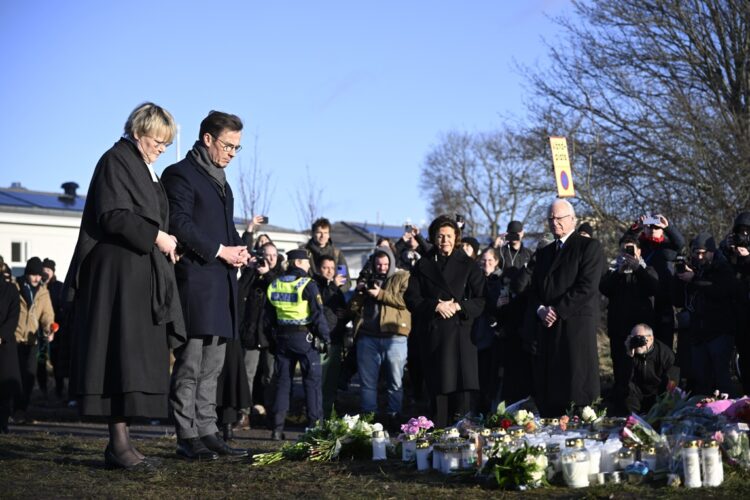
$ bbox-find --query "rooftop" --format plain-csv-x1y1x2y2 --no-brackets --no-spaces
0,182,85,212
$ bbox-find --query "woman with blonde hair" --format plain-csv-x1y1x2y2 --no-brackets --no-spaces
65,102,185,469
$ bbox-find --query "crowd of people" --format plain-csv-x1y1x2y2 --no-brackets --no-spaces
3,102,750,471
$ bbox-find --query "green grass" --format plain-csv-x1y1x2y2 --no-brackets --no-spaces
2,432,749,499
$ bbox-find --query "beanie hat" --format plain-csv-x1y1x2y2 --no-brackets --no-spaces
42,258,56,271
461,237,480,256
25,257,44,276
507,220,523,233
734,212,750,232
690,232,717,252
578,222,594,238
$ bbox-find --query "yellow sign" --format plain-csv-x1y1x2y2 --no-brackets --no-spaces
549,136,575,198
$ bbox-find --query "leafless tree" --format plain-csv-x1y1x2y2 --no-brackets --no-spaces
420,129,552,238
293,165,327,231
524,0,750,240
237,134,275,223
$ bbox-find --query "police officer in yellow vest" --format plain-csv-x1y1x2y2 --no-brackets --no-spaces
267,249,330,440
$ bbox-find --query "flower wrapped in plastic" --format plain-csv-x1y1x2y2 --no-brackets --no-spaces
564,397,606,426
644,381,690,429
620,414,664,448
252,412,377,465
721,422,750,468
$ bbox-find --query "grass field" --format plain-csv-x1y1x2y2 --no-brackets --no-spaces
2,431,749,499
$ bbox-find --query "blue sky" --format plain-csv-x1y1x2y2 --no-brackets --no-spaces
0,0,571,231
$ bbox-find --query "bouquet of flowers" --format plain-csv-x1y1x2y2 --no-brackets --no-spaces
252,412,376,466
400,416,434,440
721,423,750,468
486,401,515,430
644,381,690,428
481,444,548,490
620,414,664,448
564,397,606,424
486,399,538,431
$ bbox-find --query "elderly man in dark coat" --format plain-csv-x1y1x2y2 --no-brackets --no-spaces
405,215,486,428
524,199,605,417
0,275,21,433
162,111,250,460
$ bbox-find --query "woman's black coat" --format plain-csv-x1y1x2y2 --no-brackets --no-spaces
405,248,486,395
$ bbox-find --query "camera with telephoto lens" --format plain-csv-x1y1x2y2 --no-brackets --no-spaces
675,255,687,274
629,335,648,350
356,264,373,288
367,274,386,290
251,249,266,267
734,229,750,249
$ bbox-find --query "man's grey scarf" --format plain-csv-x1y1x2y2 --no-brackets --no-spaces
188,140,226,196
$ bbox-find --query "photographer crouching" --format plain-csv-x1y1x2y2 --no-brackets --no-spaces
623,324,677,414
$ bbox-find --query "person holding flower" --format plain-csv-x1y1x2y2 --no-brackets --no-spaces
405,215,486,427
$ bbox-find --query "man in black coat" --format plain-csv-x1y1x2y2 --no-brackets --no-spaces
671,233,737,396
496,220,535,404
524,199,605,417
0,273,21,433
600,235,659,411
234,241,283,430
162,111,249,460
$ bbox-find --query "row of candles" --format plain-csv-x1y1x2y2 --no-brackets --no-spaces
371,423,725,488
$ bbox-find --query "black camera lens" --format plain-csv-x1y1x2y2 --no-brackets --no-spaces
629,335,648,349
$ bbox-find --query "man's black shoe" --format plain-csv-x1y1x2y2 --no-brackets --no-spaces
270,430,285,441
176,437,219,461
201,432,249,457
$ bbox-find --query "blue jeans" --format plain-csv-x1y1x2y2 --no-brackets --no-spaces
356,334,407,415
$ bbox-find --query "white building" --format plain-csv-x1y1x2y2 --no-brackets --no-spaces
0,182,308,278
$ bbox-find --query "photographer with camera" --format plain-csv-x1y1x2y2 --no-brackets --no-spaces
495,221,534,404
671,233,737,395
266,249,330,440
314,255,351,418
600,235,659,412
350,247,411,429
623,324,677,413
722,212,750,393
624,213,685,350
232,241,283,431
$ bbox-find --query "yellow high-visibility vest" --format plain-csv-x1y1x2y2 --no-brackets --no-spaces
267,276,312,325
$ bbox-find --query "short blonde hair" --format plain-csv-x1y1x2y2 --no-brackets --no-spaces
124,102,176,142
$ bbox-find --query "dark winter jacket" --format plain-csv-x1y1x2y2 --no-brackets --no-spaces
600,261,659,339
625,338,676,400
238,262,282,350
671,257,738,343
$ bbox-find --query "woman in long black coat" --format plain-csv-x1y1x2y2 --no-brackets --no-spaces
65,103,184,469
0,276,21,433
405,215,486,427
